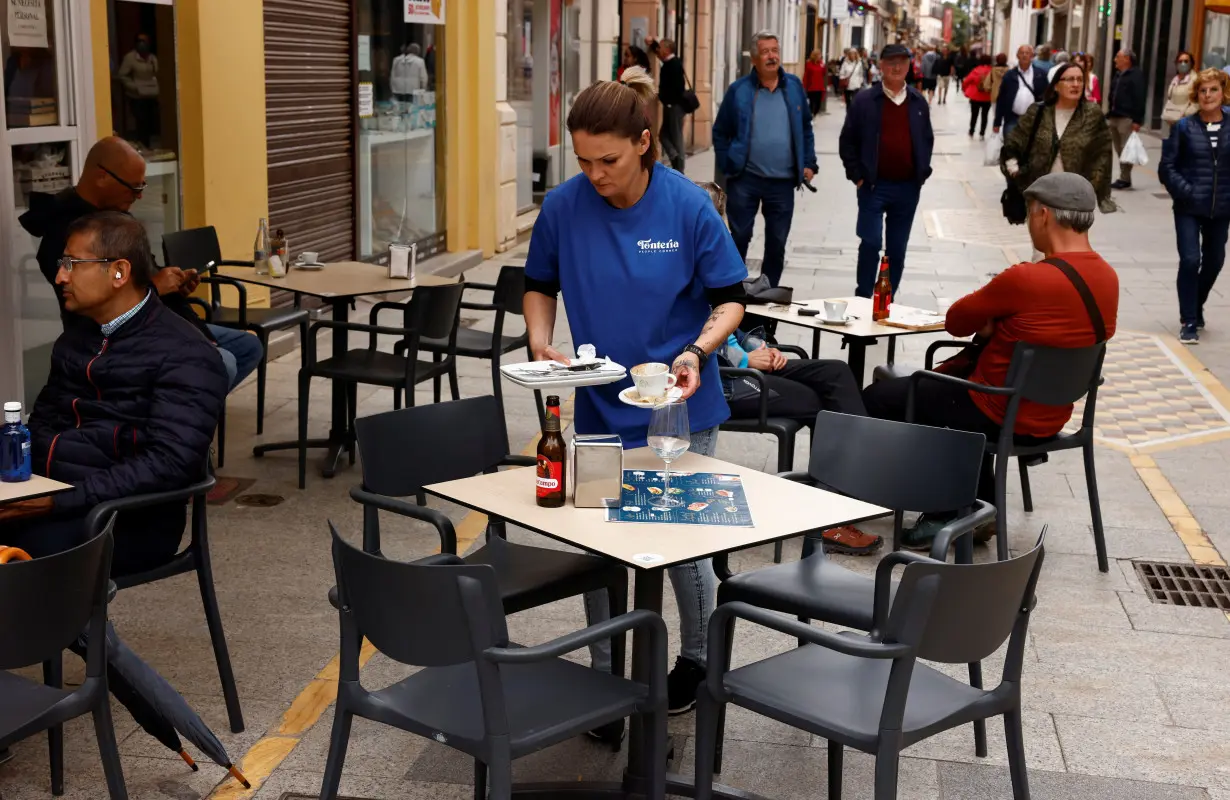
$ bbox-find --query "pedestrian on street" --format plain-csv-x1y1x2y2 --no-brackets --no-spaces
713,30,817,288
922,45,940,103
994,44,1049,136
954,45,973,83
936,44,955,103
1159,68,1230,344
1108,48,1146,190
1079,52,1102,103
1162,51,1199,136
645,36,687,172
990,52,1010,104
1034,43,1055,74
963,54,994,137
804,49,827,116
1047,50,1070,82
1001,63,1114,213
839,48,867,105
839,43,935,298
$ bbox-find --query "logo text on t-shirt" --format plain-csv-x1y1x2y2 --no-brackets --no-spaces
637,238,680,254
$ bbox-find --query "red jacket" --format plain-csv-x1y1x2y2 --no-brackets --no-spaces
945,253,1119,436
804,60,827,93
963,65,992,102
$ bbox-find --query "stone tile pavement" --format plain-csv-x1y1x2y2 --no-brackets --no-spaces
3,97,1230,800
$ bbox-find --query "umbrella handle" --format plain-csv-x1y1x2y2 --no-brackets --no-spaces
179,751,199,771
0,547,31,563
228,765,251,789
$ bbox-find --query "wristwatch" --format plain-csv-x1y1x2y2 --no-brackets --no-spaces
682,344,708,369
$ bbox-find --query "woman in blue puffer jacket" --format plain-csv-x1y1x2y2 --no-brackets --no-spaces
1160,68,1230,344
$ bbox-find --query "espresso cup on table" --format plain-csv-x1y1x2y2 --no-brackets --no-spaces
631,362,677,401
300,251,320,265
822,300,848,321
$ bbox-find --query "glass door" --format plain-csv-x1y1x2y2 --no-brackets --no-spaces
0,0,94,408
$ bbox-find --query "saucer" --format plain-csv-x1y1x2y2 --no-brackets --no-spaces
618,386,684,408
293,261,325,271
820,315,850,325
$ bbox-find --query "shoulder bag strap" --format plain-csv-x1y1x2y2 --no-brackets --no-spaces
1043,257,1108,343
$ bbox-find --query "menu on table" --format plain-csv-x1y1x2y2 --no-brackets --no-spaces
605,470,754,527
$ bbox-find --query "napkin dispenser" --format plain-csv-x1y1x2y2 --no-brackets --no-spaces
571,434,623,508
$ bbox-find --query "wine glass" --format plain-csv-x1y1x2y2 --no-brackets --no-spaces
647,398,690,508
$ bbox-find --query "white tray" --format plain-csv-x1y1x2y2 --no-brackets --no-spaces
501,359,628,392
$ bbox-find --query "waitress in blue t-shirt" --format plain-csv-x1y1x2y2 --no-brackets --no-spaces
523,68,749,713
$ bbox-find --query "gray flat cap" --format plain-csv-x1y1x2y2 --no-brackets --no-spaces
1023,172,1097,212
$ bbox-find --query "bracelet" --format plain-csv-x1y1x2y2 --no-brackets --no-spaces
682,344,708,369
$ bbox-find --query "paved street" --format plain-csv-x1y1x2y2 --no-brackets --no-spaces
5,94,1230,800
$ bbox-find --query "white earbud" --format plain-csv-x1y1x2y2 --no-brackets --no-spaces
115,271,122,279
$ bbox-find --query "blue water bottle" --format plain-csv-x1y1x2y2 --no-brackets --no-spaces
1,401,32,482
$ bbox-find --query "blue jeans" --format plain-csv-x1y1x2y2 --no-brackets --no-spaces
1175,212,1230,325
209,324,264,391
585,425,720,671
855,179,921,297
726,173,797,287
1002,117,1019,138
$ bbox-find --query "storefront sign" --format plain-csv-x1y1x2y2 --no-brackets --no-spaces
7,0,47,50
942,6,953,41
405,0,445,25
358,82,374,118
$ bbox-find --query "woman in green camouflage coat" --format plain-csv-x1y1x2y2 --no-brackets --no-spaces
1000,62,1117,213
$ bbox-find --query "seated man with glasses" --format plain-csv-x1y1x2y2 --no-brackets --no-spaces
19,135,262,391
0,212,227,576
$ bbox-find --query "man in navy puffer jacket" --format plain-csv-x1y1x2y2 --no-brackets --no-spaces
0,211,226,575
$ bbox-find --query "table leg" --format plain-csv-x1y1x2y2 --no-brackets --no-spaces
845,338,868,387
810,329,821,359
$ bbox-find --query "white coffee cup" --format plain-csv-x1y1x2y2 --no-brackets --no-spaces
631,362,678,400
299,251,320,265
823,300,848,321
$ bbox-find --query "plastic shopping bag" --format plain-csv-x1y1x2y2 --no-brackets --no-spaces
983,132,1003,167
1120,132,1149,166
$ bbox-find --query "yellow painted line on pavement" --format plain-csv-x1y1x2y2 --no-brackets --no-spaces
207,394,575,798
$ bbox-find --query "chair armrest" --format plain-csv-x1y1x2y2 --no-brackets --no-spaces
930,500,996,561
200,276,248,327
460,301,500,312
925,340,976,370
720,367,769,429
183,297,213,323
463,281,498,293
349,486,458,554
368,301,413,349
85,476,216,537
500,454,536,468
484,609,666,666
305,319,411,366
871,551,941,635
906,369,1014,423
328,553,465,609
775,344,810,359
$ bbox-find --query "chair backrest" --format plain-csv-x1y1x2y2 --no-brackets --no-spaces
355,396,509,497
886,536,1046,665
331,523,507,667
492,265,527,316
1009,341,1105,407
162,226,224,274
807,412,986,513
401,281,467,341
0,522,113,670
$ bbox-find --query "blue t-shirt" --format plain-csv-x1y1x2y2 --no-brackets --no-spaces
525,167,748,448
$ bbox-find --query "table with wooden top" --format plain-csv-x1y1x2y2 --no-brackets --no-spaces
425,448,889,800
745,295,946,385
0,475,72,506
218,262,458,478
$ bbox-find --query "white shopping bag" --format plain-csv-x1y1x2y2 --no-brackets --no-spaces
983,132,1003,167
1120,132,1149,166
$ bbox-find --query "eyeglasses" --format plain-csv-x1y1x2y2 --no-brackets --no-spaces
57,256,118,273
98,164,147,195
1058,76,1084,84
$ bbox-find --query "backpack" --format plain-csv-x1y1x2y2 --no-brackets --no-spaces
978,69,992,93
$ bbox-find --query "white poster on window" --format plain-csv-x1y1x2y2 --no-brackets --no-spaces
405,0,445,25
357,35,371,71
358,82,374,118
7,0,48,49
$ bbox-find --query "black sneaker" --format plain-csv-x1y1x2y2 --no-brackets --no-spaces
667,656,706,715
1111,179,1132,190
1181,323,1200,345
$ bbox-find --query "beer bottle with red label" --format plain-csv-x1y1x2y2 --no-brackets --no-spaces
536,395,566,507
871,255,892,322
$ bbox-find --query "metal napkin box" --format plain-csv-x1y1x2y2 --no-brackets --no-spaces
571,434,624,508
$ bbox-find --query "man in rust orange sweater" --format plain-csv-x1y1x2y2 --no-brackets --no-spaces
864,173,1119,549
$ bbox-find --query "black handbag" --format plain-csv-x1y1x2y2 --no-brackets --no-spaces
742,274,793,305
680,69,700,114
1000,103,1047,225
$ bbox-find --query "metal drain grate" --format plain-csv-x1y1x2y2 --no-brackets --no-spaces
1134,561,1230,610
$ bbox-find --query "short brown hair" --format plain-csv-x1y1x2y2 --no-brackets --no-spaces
566,69,659,171
1190,67,1229,105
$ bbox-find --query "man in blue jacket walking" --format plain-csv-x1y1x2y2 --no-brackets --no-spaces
713,30,817,287
839,43,934,297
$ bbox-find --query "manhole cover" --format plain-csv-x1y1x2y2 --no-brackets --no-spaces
234,493,286,508
1134,561,1230,609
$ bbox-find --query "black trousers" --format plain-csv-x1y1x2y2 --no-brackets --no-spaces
729,359,867,424
969,101,991,135
807,90,823,116
1,509,184,576
659,103,685,172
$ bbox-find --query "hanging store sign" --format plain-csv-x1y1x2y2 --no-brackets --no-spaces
405,0,445,25
7,0,47,49
942,6,953,40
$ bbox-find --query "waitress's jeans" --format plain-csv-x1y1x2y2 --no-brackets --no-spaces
1175,211,1230,325
585,426,720,671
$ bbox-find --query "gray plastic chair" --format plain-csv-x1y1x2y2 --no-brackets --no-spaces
713,411,996,767
909,339,1108,570
696,531,1047,800
321,524,669,800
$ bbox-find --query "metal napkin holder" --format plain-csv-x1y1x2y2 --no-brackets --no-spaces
571,434,623,508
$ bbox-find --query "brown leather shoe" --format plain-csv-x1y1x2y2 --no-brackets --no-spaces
821,525,883,556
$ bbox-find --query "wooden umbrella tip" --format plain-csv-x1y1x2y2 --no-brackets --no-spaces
179,750,199,771
228,765,251,789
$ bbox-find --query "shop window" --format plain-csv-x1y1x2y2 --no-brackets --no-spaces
1205,11,1230,69
357,0,445,262
3,0,64,128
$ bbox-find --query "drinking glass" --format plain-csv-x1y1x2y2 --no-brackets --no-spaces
647,398,690,508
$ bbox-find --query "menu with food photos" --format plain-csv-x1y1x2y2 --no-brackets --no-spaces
605,470,754,527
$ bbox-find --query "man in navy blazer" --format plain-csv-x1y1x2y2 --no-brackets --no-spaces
993,44,1049,136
